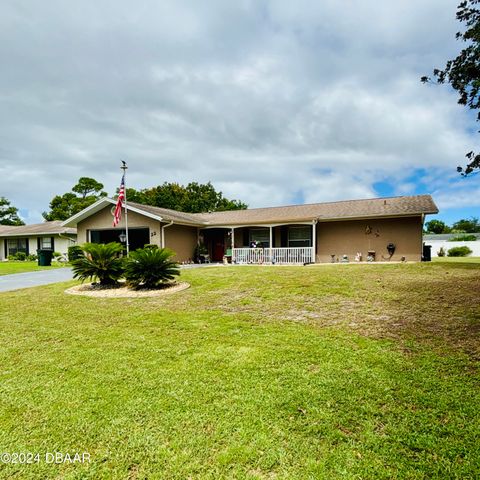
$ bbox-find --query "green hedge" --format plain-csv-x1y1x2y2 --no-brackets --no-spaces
447,246,473,257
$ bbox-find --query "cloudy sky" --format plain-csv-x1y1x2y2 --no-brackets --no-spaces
1,0,479,224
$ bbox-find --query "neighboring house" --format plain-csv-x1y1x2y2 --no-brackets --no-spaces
423,233,480,257
0,221,77,260
62,194,438,264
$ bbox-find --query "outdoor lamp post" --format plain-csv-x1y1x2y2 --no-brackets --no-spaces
119,232,127,243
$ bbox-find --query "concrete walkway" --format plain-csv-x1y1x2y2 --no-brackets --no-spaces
0,268,73,293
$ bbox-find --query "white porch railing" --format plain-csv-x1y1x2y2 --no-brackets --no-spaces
232,247,314,265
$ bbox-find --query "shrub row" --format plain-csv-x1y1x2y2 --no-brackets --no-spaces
447,234,477,242
71,242,180,289
438,246,473,257
7,252,38,261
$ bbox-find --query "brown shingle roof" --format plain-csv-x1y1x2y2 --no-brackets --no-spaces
68,194,437,228
193,195,438,226
0,221,77,237
128,202,203,225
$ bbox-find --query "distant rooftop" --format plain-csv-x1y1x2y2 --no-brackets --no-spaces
0,221,77,237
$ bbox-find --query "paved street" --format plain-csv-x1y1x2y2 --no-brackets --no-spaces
0,268,73,293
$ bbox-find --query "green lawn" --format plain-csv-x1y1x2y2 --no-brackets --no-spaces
432,256,480,263
0,261,63,275
0,263,479,479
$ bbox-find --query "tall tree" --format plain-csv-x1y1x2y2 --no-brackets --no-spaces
452,217,480,232
0,197,24,225
43,177,107,221
422,0,480,174
125,182,247,213
72,177,106,199
425,219,451,234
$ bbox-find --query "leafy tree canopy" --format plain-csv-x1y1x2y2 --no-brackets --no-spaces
422,0,480,174
0,197,24,225
452,216,480,232
43,177,107,221
425,219,451,234
72,177,105,199
124,182,247,213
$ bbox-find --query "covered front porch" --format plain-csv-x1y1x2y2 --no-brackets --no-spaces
200,222,317,265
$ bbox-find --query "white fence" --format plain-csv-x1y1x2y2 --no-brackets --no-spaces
426,240,480,257
232,247,314,265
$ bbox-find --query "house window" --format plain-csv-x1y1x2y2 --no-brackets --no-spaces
7,238,27,256
40,237,52,249
249,228,270,248
288,226,311,247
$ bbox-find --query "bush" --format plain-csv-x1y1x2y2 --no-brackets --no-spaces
447,246,473,257
194,243,208,263
26,254,38,261
448,234,477,242
124,247,180,289
8,252,27,261
68,245,83,262
71,242,124,285
437,247,446,257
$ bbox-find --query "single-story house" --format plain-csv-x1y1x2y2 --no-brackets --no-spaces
62,194,438,264
0,221,77,260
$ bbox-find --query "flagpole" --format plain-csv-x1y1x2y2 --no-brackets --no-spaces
121,161,130,256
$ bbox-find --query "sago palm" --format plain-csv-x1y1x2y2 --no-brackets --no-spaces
71,242,124,285
124,247,180,289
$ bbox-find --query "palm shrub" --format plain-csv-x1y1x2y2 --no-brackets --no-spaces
71,242,124,285
124,247,180,289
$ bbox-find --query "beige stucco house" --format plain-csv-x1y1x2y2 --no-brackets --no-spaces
0,221,77,260
62,194,438,264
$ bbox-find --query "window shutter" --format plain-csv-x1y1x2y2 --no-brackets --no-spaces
25,239,29,256
37,238,40,251
51,237,55,251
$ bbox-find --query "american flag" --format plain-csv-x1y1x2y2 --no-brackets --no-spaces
113,174,125,227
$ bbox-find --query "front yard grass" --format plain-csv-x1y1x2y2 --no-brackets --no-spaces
432,256,480,263
0,263,479,479
0,261,63,275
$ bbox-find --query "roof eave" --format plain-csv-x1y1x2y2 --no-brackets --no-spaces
0,230,78,237
317,211,438,222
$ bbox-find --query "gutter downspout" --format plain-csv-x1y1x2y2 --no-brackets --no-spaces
161,221,174,248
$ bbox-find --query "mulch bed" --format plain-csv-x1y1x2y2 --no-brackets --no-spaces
65,281,190,298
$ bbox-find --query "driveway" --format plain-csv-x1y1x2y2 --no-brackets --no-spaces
0,268,73,293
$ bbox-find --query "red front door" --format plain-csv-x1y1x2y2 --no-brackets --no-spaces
212,240,225,261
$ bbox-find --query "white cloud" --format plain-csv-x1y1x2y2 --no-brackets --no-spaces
0,0,477,220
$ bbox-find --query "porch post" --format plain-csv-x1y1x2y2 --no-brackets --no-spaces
231,228,235,249
269,226,273,263
312,220,317,263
